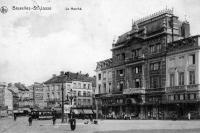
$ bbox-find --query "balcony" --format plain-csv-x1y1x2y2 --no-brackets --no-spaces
166,84,200,93
123,88,145,94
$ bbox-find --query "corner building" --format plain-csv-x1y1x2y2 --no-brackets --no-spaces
96,9,194,119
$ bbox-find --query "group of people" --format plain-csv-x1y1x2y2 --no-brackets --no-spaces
13,111,76,131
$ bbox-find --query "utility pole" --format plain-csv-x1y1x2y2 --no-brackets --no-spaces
61,82,64,123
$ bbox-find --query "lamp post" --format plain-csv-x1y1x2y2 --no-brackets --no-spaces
61,82,64,123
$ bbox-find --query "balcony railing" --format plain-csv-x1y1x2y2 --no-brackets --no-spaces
166,84,200,92
123,88,145,94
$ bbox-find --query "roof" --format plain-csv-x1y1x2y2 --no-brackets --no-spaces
14,83,29,91
44,71,94,84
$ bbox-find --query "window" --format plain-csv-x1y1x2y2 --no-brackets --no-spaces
73,83,76,89
98,74,101,80
188,54,195,65
103,83,106,93
150,62,160,71
169,95,174,101
119,82,124,91
83,91,86,96
83,84,86,89
135,78,141,88
178,72,184,85
88,84,90,89
121,53,125,60
117,54,120,60
108,71,112,79
175,94,180,100
132,49,142,58
150,45,155,53
156,43,161,52
103,72,106,79
117,69,124,76
87,99,91,105
170,73,175,87
78,83,81,88
108,83,111,93
180,94,184,100
98,84,101,94
78,91,81,96
150,76,160,88
135,66,142,74
190,94,194,100
189,71,195,85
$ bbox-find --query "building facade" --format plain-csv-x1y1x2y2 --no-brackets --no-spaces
95,9,198,119
95,59,113,115
44,71,94,110
165,35,200,119
0,82,13,111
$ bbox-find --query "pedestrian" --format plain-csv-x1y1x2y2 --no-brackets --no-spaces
14,113,17,121
28,115,32,126
52,115,56,125
188,112,191,120
70,112,76,131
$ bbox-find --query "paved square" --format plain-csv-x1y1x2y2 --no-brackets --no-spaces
1,117,200,133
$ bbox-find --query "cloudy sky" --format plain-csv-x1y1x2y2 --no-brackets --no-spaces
0,0,200,85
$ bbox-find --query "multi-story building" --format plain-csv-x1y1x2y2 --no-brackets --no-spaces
0,82,13,111
95,59,113,115
28,83,47,108
165,35,200,119
44,71,94,111
95,9,196,119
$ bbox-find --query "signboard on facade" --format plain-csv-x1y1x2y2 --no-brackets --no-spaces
123,88,145,94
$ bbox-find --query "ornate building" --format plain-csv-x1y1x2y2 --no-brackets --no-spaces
95,9,196,119
165,35,200,119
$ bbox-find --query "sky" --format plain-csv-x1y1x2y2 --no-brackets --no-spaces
0,0,200,85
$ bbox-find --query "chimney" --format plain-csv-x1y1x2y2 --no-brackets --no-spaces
65,71,70,77
60,71,64,76
181,21,190,38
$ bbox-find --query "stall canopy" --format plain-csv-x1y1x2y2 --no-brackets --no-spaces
83,109,93,114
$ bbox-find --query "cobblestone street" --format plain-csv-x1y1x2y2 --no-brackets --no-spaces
1,117,200,133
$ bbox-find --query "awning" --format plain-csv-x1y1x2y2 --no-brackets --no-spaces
72,109,84,114
83,109,93,114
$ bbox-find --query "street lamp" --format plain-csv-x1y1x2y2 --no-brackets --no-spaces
61,82,64,123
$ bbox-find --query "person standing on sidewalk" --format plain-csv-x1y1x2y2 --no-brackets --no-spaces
188,112,191,120
28,115,33,126
14,113,17,121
